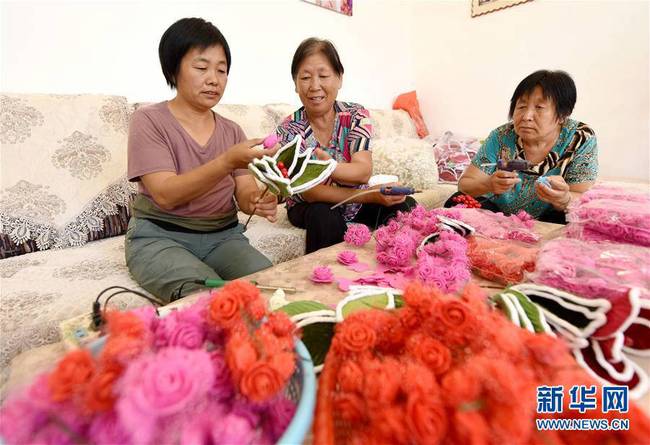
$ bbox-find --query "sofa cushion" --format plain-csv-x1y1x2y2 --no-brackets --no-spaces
372,137,439,189
368,109,418,139
214,104,277,139
0,94,136,258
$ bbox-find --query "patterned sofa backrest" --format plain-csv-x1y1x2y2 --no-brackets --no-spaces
368,108,418,140
0,93,136,258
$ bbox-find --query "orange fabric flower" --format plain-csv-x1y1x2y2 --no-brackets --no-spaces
398,306,421,330
84,362,123,413
208,290,242,329
407,334,451,376
337,360,363,394
101,334,148,366
333,392,365,423
225,330,258,381
361,357,401,406
246,297,267,322
267,351,296,382
104,310,146,339
441,366,481,407
406,394,447,445
48,349,95,402
220,280,260,305
333,320,376,354
239,360,283,402
371,406,410,444
438,299,471,330
403,281,437,317
266,312,295,337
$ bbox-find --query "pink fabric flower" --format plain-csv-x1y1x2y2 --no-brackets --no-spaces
344,223,372,246
209,351,234,401
155,308,206,349
213,413,257,444
118,348,215,418
337,250,358,265
311,265,335,283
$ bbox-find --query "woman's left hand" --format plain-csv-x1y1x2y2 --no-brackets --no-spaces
249,188,278,223
535,175,572,210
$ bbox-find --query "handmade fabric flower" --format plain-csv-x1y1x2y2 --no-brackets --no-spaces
48,349,95,402
344,223,372,246
248,135,337,198
337,250,358,265
240,361,284,402
311,265,335,283
118,347,214,418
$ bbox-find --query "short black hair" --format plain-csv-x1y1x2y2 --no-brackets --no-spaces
291,38,344,80
508,70,577,120
158,18,231,89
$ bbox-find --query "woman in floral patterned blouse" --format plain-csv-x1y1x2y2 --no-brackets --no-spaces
276,38,415,253
458,70,598,223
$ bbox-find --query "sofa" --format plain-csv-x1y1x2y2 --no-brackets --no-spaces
0,93,457,381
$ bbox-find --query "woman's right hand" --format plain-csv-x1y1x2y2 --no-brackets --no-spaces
223,138,280,170
490,170,521,194
368,183,407,206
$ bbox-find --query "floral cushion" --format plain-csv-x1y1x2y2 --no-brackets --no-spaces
372,137,439,189
0,94,136,258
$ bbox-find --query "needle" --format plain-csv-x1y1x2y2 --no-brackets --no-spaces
243,185,269,231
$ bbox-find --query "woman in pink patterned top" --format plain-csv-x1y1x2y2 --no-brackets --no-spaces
276,38,415,253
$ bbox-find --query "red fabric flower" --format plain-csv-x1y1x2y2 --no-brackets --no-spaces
84,362,123,413
406,393,447,445
48,349,95,402
407,334,452,376
333,392,365,423
208,290,243,329
338,360,364,394
239,360,283,402
333,320,376,354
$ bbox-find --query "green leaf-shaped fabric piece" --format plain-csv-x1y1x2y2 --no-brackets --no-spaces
508,290,552,334
291,162,331,188
276,138,298,168
340,293,391,318
276,300,332,317
300,321,335,367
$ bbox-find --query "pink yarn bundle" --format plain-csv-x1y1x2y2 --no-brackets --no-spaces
454,208,540,244
567,198,650,247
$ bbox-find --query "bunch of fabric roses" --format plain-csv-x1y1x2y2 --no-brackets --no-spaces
0,281,299,445
373,205,471,293
313,281,650,445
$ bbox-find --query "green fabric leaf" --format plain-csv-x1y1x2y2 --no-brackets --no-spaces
291,162,331,188
276,138,298,167
276,300,332,317
508,290,552,334
300,321,336,367
340,293,391,318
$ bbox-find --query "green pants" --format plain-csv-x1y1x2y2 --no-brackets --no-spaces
125,217,272,302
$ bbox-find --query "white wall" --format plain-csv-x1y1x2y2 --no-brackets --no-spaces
412,0,650,181
2,0,649,181
0,0,415,109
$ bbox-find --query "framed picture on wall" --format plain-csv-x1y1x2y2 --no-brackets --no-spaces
303,0,353,16
471,0,533,17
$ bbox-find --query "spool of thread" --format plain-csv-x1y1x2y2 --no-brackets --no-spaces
263,134,279,149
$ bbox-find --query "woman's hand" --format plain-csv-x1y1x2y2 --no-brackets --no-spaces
490,170,521,194
368,183,407,206
535,175,571,210
223,139,280,170
248,188,278,223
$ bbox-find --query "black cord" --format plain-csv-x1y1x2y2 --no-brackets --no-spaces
103,289,161,314
92,286,162,329
172,279,205,302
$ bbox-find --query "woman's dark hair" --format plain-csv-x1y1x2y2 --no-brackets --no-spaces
158,18,231,89
291,38,344,80
508,70,577,120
